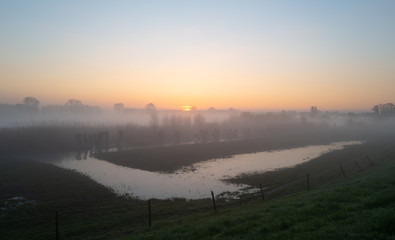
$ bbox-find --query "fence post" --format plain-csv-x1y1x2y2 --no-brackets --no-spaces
239,195,242,206
306,173,310,191
211,191,217,212
55,210,59,240
354,161,362,171
148,199,152,227
367,156,374,166
259,184,265,201
340,165,346,178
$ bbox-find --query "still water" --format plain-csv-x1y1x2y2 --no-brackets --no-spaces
51,141,362,200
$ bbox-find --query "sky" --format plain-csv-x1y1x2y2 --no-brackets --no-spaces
1,0,394,111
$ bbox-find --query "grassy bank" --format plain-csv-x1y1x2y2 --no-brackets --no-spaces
0,156,232,240
227,140,395,198
1,138,395,239
122,145,395,240
96,130,361,173
0,155,136,239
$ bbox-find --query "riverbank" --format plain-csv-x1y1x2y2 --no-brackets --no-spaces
227,139,395,198
96,130,362,173
1,138,394,239
124,145,395,240
0,155,229,239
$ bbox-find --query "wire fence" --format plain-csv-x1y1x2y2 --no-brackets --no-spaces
1,154,383,239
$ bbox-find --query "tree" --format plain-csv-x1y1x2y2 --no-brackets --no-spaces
64,99,84,112
193,113,206,127
145,103,157,112
310,106,319,115
114,103,125,111
145,103,158,127
372,103,395,117
23,97,39,109
65,99,83,107
372,105,380,116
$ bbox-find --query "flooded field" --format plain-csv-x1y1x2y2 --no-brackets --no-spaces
50,141,362,199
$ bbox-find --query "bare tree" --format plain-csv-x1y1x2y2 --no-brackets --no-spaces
372,103,395,117
145,103,158,127
23,97,39,109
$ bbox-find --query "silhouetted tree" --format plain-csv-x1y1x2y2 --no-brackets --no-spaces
157,130,164,146
145,103,158,127
199,129,208,143
212,128,220,142
116,130,124,151
65,99,83,107
372,103,395,117
311,106,319,115
193,114,205,127
114,103,125,111
21,97,40,112
372,105,380,116
23,97,40,108
65,99,84,112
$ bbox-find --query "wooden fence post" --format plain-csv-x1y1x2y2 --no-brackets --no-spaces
55,210,59,240
148,199,152,227
259,184,265,201
367,156,374,166
306,173,310,191
340,165,346,178
211,191,217,212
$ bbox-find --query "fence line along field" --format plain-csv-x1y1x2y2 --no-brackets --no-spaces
1,138,394,239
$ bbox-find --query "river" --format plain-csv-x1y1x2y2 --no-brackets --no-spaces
49,141,362,199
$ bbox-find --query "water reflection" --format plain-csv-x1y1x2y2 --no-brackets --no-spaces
52,141,362,200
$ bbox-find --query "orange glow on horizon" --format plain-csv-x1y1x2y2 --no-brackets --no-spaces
181,106,192,111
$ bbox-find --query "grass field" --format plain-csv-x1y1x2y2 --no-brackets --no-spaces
96,129,361,173
121,141,395,240
1,138,395,239
0,155,232,240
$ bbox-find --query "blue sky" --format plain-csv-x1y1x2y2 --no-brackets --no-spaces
1,0,394,110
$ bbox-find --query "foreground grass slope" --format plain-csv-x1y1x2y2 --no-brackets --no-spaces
1,139,395,239
0,155,140,240
0,156,228,240
123,154,395,240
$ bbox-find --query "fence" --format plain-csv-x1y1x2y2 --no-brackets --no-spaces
1,155,383,239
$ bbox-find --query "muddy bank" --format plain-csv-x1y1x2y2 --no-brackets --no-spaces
96,130,363,173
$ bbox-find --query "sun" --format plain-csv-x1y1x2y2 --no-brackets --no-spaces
181,106,192,111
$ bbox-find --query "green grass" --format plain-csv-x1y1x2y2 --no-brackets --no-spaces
1,139,395,239
121,153,395,240
228,140,395,196
96,130,359,173
0,156,229,239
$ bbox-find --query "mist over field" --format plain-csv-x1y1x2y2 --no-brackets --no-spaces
2,1,395,239
1,97,395,155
